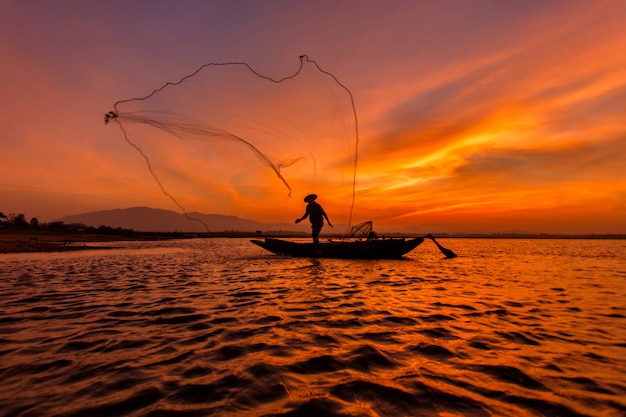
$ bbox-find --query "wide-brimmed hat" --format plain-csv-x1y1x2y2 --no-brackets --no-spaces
304,194,317,203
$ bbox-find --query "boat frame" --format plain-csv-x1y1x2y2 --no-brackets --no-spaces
250,237,424,259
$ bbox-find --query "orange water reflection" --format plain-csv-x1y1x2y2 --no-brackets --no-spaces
0,238,624,416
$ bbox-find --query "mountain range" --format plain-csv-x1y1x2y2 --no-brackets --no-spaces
57,207,310,233
55,207,595,237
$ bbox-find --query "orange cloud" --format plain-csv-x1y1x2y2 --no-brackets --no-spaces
346,2,626,233
2,1,625,233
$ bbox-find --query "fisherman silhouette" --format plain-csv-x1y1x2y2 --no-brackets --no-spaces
295,194,333,244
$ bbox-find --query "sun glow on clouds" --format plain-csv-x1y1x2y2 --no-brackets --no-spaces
348,2,626,233
1,0,625,233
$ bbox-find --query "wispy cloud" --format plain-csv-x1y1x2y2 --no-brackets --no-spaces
1,0,625,232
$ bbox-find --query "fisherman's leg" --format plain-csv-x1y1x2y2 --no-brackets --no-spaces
312,226,321,245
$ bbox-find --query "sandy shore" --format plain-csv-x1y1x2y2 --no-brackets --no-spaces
0,230,186,254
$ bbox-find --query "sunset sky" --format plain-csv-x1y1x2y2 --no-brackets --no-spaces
2,0,625,234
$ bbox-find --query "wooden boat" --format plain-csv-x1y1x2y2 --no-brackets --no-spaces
250,237,424,259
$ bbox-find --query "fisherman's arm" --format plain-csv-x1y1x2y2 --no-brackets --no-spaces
295,212,309,223
323,212,333,227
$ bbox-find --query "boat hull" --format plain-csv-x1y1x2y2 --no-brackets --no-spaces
250,237,424,259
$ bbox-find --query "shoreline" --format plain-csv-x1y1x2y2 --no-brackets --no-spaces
2,228,625,254
0,230,192,254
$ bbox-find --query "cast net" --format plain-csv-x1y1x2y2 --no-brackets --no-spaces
105,55,358,231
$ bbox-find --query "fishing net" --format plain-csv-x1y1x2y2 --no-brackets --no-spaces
105,56,358,231
342,221,375,241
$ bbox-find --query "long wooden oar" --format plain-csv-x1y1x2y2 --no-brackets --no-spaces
426,234,457,258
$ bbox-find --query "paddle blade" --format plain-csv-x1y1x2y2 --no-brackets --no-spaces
427,234,457,258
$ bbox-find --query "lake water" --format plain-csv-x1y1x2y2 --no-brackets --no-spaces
1,238,625,417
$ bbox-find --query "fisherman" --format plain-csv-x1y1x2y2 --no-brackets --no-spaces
295,194,333,244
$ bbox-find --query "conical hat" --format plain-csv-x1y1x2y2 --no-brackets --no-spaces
304,194,317,202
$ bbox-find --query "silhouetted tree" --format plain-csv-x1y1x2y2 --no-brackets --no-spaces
12,213,28,227
30,217,39,227
48,221,66,229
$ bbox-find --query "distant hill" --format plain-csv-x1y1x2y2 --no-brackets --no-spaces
56,207,307,233
50,208,625,237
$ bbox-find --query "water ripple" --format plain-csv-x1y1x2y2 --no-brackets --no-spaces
0,238,624,416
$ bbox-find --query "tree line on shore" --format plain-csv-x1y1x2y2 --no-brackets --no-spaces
0,211,302,239
0,211,140,236
0,212,39,227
